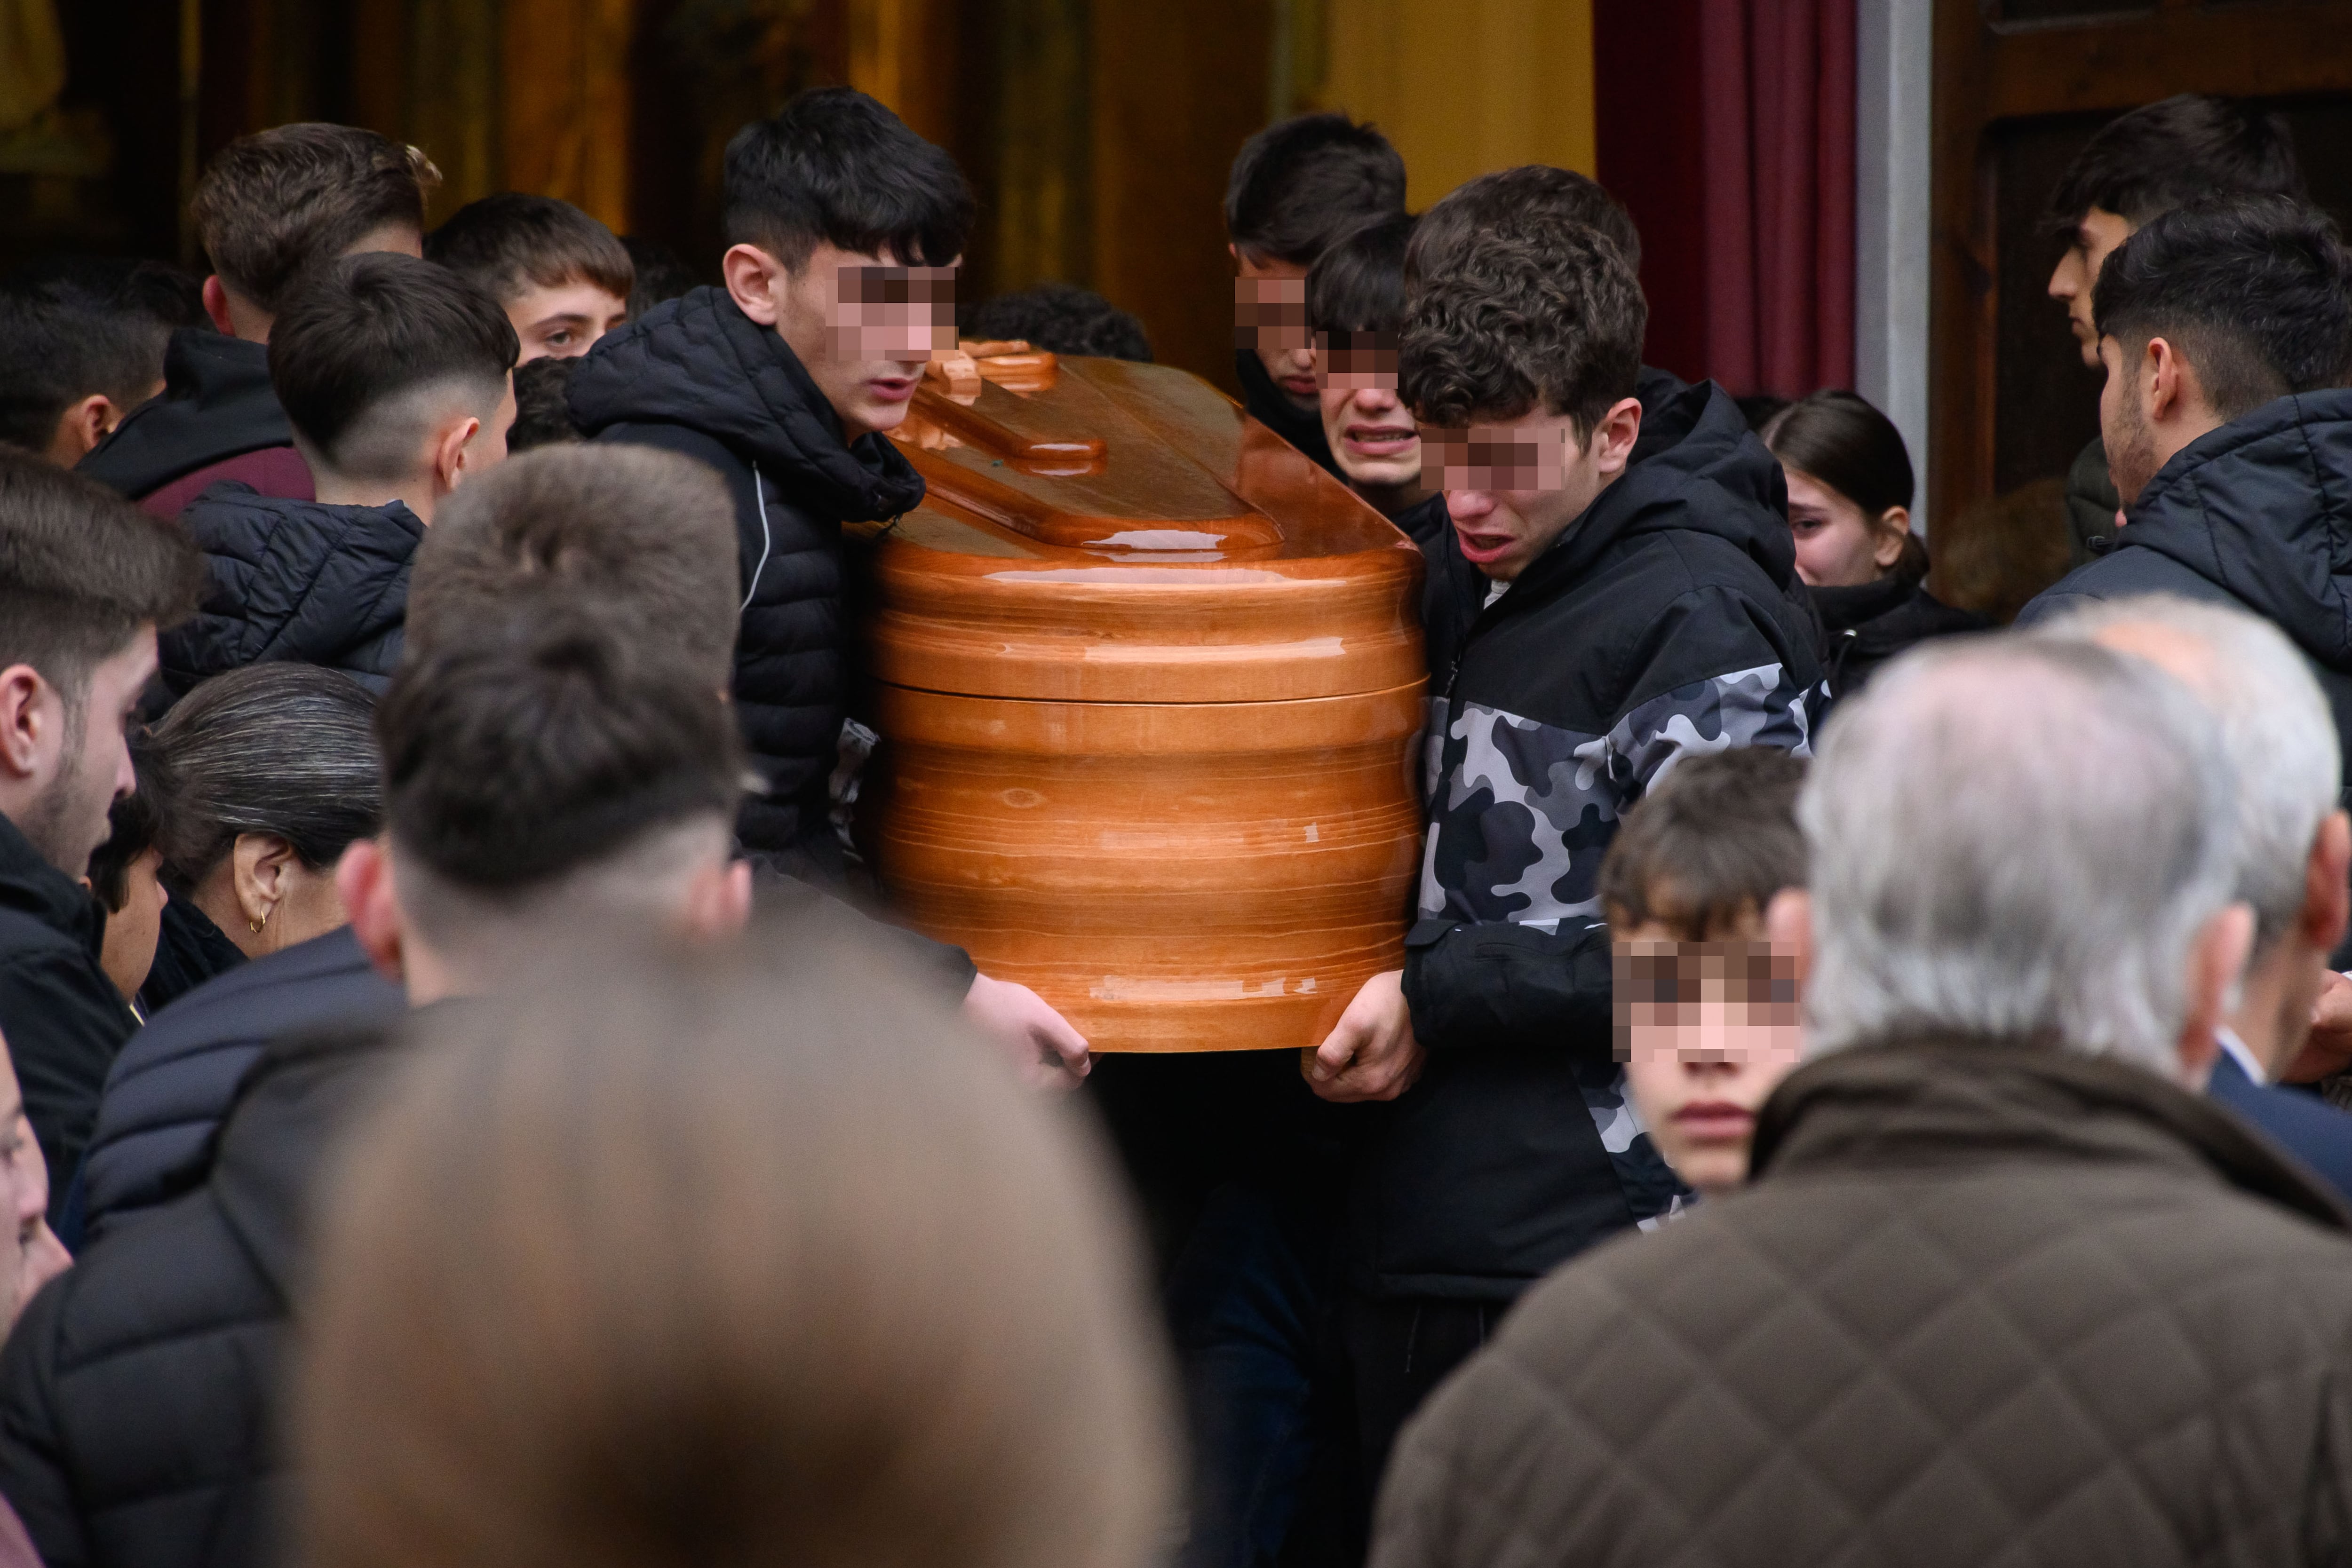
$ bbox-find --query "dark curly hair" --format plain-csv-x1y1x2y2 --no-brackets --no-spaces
1398,213,1645,432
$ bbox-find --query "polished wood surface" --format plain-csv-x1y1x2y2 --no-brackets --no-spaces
868,355,1427,1051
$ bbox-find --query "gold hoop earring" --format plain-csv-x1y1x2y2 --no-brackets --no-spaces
248,912,266,935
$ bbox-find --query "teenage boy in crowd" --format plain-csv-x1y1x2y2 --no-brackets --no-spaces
1309,214,1431,531
79,124,441,517
426,192,636,363
0,453,203,1219
163,252,517,700
1226,113,1406,477
2041,95,2303,563
571,86,961,873
1600,747,1808,1199
0,258,204,466
0,616,753,1568
2017,198,2352,770
1306,205,1823,1506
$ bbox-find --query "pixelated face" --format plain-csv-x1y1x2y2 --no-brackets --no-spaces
1615,927,1803,1196
2047,205,2133,370
1233,254,1318,412
1422,410,1610,581
1316,332,1419,493
771,243,959,439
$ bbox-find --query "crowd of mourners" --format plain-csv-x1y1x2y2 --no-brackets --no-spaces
0,79,2349,1568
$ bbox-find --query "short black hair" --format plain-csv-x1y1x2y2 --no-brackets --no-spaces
269,253,518,480
1399,209,1646,432
2045,93,2302,235
2093,195,2352,421
150,663,381,888
409,444,742,691
963,283,1152,361
620,236,701,319
1307,213,1418,339
0,258,204,453
723,87,973,271
378,615,744,896
86,733,163,912
0,449,204,701
1407,165,1641,284
426,193,635,307
506,358,582,453
1224,113,1406,268
1600,747,1809,940
1760,389,1913,517
191,123,442,313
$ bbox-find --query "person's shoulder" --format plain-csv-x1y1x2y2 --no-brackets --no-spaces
2016,542,2225,626
39,1188,270,1376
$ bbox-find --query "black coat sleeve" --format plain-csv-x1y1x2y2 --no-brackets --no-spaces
0,1276,88,1568
0,950,132,1228
1400,915,1614,1054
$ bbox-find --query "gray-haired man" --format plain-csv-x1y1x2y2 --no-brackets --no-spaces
1372,636,2352,1568
2035,594,2352,1201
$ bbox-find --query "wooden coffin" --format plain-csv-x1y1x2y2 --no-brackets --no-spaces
863,347,1427,1053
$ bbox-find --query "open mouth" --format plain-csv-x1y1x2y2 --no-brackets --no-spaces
1344,424,1416,457
1453,526,1515,566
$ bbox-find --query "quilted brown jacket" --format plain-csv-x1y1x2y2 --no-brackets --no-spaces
1371,1040,2352,1568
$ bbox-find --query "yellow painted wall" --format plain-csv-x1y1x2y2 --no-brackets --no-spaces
1316,0,1597,208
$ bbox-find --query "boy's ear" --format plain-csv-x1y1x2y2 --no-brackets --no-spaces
48,395,120,465
336,838,406,984
1764,887,1812,989
723,244,787,327
431,413,486,493
201,276,237,336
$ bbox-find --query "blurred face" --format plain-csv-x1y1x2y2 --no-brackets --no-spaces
2047,205,2134,371
1615,913,1804,1195
1233,252,1318,412
16,634,153,879
773,243,956,439
507,279,629,362
0,1040,67,1327
1316,332,1419,493
1423,399,1642,582
1783,468,1905,588
97,845,167,1002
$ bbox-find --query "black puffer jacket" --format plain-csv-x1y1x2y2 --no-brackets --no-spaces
0,1022,400,1568
1810,558,1987,697
1361,379,1824,1301
79,927,402,1244
159,483,420,699
0,816,133,1230
2019,389,2352,766
570,288,926,856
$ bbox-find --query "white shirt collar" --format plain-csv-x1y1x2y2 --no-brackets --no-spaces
2215,1027,2266,1085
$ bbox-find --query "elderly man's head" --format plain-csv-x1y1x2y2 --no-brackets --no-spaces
2034,595,2351,1076
1775,636,2249,1083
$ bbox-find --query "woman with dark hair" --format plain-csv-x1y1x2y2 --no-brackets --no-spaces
1761,390,1986,694
292,931,1176,1568
72,665,401,1244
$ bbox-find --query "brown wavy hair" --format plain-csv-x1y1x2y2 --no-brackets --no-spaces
291,924,1178,1568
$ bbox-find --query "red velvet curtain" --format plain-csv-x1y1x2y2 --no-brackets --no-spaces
1595,0,1856,399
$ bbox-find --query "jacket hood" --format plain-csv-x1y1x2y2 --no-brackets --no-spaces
164,483,421,695
568,286,924,523
2119,388,2352,669
1516,379,1800,604
1752,1038,2352,1231
0,811,100,952
76,328,293,498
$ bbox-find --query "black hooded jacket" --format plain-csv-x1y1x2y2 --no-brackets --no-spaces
2019,389,2352,764
0,816,133,1231
1810,562,1988,697
160,483,420,699
1357,379,1825,1301
0,1023,398,1568
570,289,926,856
75,330,304,507
1233,349,1341,477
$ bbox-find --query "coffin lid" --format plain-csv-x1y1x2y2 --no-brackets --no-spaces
872,355,1425,705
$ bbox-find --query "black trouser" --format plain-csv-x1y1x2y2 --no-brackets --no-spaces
1330,1294,1505,1554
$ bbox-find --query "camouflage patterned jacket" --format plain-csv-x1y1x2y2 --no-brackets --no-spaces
1354,379,1824,1301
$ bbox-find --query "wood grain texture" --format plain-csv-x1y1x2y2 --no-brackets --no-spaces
867,356,1428,1051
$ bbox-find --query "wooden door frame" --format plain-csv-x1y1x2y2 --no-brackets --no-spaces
1928,0,2352,531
